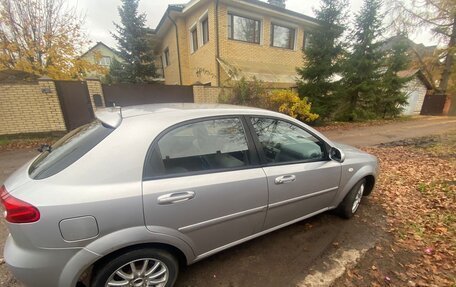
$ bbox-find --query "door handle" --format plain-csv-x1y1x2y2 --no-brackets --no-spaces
157,191,195,205
275,175,296,184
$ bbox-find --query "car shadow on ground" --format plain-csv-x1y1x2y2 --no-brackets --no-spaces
176,198,385,287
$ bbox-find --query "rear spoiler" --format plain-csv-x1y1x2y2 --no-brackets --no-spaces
95,107,122,128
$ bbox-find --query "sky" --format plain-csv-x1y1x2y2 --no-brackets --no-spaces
78,0,437,50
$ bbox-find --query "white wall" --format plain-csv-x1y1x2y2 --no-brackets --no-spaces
402,76,428,116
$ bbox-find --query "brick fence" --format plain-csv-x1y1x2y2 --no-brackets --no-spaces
0,78,227,135
0,78,107,135
193,85,222,104
0,78,67,135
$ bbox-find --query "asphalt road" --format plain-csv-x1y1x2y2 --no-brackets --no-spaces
0,116,455,287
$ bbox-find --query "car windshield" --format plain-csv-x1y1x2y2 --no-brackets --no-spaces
29,121,114,179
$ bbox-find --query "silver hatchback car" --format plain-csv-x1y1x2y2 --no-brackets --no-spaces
1,104,378,287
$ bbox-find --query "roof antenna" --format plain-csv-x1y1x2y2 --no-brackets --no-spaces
110,102,122,118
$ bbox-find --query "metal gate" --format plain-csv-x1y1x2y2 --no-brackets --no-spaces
102,83,194,107
420,92,446,115
54,80,95,130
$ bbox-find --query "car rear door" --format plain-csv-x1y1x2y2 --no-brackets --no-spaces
142,116,268,257
248,116,341,229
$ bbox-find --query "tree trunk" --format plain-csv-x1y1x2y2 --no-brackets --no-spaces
437,17,456,95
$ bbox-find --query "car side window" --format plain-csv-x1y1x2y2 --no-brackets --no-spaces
250,117,325,164
149,118,251,177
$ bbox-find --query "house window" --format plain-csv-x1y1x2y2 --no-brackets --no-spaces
228,13,261,44
271,24,295,49
304,31,313,50
190,26,198,53
99,56,112,66
163,48,170,67
202,17,209,44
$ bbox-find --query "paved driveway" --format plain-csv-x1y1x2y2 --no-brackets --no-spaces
0,116,455,287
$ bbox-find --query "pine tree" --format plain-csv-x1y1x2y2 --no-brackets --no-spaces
338,0,385,121
109,0,156,83
376,37,411,118
297,0,347,119
105,58,128,84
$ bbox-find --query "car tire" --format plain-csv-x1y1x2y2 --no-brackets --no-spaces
337,178,366,219
91,248,179,287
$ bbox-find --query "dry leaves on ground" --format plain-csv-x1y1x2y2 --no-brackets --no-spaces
0,138,57,152
360,135,456,286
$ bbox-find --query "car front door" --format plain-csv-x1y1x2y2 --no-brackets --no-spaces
248,117,341,229
142,117,268,257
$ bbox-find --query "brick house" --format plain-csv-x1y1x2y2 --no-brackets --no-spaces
150,0,322,88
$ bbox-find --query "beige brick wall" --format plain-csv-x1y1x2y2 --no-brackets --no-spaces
193,85,222,103
185,1,218,85
0,80,66,135
86,79,106,111
157,0,310,88
217,2,306,87
159,21,183,85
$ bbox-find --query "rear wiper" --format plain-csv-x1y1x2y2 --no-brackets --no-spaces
38,144,52,153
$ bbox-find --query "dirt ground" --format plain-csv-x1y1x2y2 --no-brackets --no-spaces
0,116,455,287
320,116,456,147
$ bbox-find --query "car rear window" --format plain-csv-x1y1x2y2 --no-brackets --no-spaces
29,121,114,179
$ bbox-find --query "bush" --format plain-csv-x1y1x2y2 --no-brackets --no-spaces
267,90,319,122
219,77,319,122
219,76,265,106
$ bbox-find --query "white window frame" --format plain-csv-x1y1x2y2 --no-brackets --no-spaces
163,48,170,67
198,10,209,46
99,56,112,66
189,22,198,53
303,30,314,51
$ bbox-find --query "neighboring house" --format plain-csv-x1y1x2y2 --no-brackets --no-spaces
382,35,436,59
80,42,125,77
381,37,436,115
150,0,322,87
399,69,432,116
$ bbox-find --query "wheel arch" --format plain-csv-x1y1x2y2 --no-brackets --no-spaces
91,242,188,270
363,174,376,196
332,165,377,207
59,227,196,287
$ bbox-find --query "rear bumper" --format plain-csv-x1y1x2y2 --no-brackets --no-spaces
4,234,97,287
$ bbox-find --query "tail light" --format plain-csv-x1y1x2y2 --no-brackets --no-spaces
0,185,40,223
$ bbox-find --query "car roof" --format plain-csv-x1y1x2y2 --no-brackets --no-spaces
95,103,335,151
96,103,278,128
120,103,267,118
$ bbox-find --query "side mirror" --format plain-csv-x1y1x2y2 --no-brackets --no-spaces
330,147,345,163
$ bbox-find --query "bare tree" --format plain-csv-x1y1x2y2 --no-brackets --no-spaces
387,0,455,96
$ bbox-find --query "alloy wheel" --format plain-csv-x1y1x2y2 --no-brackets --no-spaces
351,183,364,213
106,258,169,287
